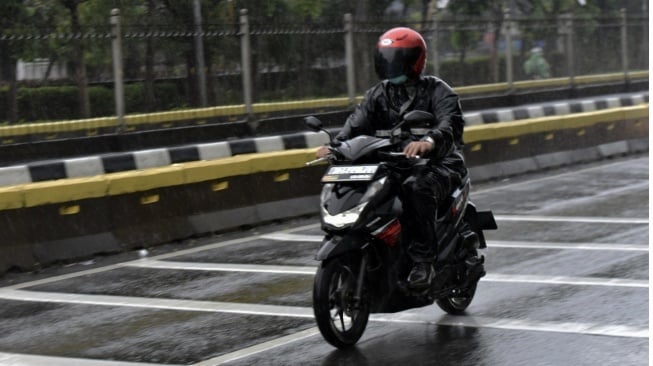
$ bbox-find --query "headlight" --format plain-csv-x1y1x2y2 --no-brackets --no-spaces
322,201,368,228
320,183,334,203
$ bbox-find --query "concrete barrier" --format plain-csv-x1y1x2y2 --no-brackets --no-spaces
0,105,648,272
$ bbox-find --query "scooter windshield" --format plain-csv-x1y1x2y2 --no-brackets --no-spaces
336,136,393,161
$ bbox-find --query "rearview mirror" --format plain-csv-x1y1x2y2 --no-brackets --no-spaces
304,116,323,132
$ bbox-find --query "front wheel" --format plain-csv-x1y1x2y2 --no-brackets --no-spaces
313,256,370,348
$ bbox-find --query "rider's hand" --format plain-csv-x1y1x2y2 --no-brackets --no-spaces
316,145,331,158
403,140,434,159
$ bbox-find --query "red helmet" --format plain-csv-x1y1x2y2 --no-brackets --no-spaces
374,27,427,83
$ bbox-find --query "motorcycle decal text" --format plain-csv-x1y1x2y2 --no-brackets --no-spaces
321,165,379,182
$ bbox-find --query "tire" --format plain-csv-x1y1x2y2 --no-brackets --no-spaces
436,281,477,315
313,256,370,348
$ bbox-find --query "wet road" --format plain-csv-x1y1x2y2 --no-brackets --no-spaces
0,154,648,365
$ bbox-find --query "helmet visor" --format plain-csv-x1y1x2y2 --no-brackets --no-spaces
374,46,422,80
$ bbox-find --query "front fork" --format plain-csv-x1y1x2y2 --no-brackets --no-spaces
353,254,368,305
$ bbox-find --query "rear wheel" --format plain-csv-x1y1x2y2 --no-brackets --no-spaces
313,256,370,348
436,282,477,314
437,243,484,314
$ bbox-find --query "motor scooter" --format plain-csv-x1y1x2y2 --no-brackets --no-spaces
305,111,497,348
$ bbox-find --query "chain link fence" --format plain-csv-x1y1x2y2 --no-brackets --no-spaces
0,9,648,132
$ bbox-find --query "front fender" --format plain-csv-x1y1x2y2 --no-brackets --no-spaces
315,235,367,261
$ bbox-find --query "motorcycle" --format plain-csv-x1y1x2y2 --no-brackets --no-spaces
304,111,497,349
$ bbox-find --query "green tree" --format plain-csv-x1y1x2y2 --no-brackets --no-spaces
58,0,92,118
447,0,486,84
0,1,29,123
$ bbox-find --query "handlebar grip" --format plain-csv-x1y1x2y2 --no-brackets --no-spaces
379,151,420,159
305,157,329,166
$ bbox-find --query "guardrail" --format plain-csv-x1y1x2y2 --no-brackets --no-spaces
0,91,647,187
0,104,647,273
0,71,647,143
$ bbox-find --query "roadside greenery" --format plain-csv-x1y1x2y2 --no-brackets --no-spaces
0,0,647,123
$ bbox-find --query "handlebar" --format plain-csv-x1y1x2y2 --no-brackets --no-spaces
305,156,330,166
378,151,421,160
386,152,420,159
306,152,422,166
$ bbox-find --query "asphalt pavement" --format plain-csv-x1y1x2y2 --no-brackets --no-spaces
0,153,648,365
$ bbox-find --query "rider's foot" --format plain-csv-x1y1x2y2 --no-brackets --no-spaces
407,262,434,289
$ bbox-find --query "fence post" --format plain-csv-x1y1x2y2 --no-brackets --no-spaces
193,0,208,107
620,8,629,83
344,13,355,106
110,8,125,131
240,9,253,117
504,7,513,88
430,10,440,76
563,13,575,86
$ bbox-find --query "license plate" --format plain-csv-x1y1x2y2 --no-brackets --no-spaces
321,165,379,182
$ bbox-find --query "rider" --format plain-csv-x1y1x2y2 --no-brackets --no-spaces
316,27,468,290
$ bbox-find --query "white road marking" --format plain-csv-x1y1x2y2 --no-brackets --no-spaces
0,289,315,318
494,215,648,224
0,352,174,366
125,260,648,288
2,232,296,291
129,259,317,275
489,240,648,252
371,313,649,339
0,329,321,366
192,328,320,366
260,232,321,242
3,263,137,291
0,288,645,340
262,232,649,252
472,156,648,195
484,273,648,288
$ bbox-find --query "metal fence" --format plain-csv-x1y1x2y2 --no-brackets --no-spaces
0,8,648,130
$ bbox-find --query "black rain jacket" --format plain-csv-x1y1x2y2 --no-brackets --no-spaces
336,75,466,165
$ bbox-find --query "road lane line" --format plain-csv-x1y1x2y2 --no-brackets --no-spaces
0,289,315,318
494,215,648,224
192,328,320,366
489,240,648,251
262,233,649,252
0,330,321,366
0,289,645,341
371,313,649,339
0,289,646,340
1,223,325,291
129,259,317,274
0,352,175,366
260,232,321,242
125,260,648,288
484,274,648,288
2,235,274,291
472,156,648,195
